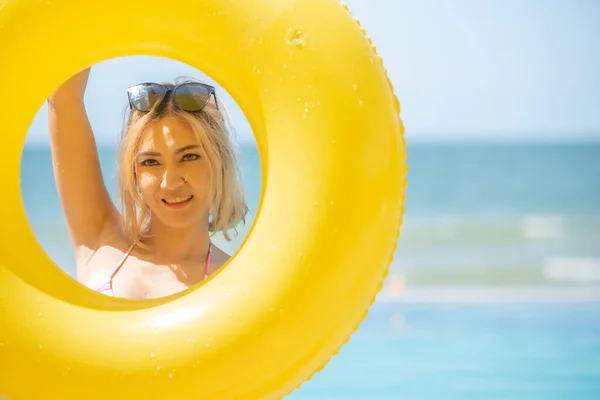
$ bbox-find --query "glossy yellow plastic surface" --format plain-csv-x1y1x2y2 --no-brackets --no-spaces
0,0,406,398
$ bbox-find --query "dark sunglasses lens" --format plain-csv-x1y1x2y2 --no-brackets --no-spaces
129,84,165,111
175,84,211,111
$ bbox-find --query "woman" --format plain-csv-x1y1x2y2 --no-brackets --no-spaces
48,67,248,299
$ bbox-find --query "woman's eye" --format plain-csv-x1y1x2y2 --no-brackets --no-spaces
141,159,159,167
182,153,200,162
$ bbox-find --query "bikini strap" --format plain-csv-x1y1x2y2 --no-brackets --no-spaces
109,244,135,282
96,244,134,293
204,241,212,279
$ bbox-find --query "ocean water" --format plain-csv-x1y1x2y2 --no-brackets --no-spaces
287,303,600,400
20,141,600,286
14,141,600,399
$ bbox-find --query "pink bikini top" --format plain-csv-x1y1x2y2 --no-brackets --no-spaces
96,241,212,296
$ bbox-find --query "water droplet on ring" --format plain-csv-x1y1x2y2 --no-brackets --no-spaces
287,29,305,48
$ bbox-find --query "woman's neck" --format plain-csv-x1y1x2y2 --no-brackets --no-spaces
143,220,211,264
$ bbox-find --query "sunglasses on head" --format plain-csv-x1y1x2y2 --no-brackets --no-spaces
127,82,219,112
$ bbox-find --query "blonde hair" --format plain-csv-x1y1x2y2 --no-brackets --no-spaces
117,77,248,249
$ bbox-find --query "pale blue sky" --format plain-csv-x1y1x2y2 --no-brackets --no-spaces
26,0,600,146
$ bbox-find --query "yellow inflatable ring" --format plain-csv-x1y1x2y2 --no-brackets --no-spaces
0,0,405,398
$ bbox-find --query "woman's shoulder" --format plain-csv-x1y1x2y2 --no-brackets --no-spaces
208,244,231,275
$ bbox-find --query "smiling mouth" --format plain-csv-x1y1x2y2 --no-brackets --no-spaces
162,195,194,207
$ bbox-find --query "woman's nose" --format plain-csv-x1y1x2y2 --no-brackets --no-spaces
160,166,185,190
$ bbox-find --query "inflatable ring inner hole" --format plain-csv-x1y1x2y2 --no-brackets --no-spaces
19,54,266,305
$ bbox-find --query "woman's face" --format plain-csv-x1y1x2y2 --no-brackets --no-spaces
135,115,212,229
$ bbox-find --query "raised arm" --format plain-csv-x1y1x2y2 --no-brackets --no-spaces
47,68,121,264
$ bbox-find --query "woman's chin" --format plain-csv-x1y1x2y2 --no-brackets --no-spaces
150,203,208,231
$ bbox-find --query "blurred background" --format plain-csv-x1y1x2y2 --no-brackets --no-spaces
20,0,599,398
